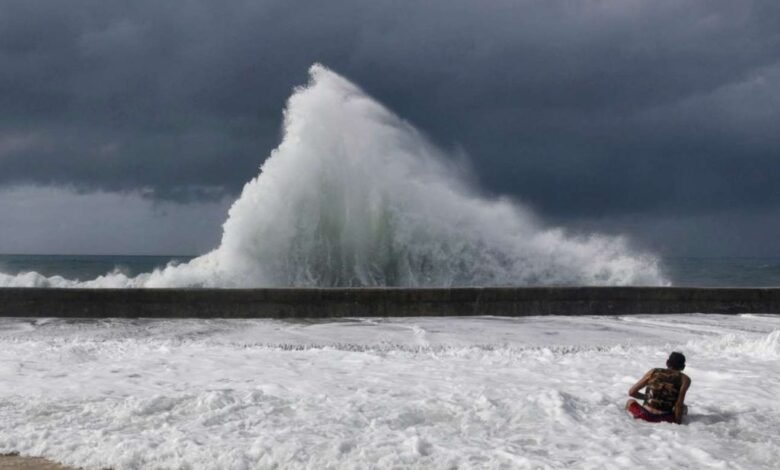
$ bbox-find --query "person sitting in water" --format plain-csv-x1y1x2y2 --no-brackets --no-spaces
625,351,691,424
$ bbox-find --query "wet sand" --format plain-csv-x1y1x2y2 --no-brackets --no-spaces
0,454,80,470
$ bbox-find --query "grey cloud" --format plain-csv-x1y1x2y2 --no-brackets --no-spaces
0,185,230,255
1,0,779,233
558,206,780,259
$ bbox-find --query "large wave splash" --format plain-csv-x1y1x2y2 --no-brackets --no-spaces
0,64,668,288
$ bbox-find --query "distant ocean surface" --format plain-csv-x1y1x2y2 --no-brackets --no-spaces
1,254,780,287
0,255,192,283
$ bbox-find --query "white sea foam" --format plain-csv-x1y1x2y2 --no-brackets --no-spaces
0,65,667,287
0,315,778,469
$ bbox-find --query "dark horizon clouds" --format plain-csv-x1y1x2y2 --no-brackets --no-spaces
1,0,779,255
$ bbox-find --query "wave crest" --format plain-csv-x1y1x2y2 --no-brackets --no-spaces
1,64,667,287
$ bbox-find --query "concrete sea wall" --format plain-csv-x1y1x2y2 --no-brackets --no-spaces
1,287,780,318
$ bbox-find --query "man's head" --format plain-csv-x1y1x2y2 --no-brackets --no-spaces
667,351,686,371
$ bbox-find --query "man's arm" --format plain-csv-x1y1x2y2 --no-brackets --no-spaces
674,375,691,424
628,369,654,400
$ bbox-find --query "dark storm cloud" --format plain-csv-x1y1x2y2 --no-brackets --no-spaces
1,0,779,216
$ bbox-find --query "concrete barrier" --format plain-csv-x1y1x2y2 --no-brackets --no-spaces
1,287,780,318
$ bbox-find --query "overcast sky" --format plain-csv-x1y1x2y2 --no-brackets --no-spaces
1,0,779,256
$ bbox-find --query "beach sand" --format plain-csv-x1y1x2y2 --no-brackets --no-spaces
0,454,79,470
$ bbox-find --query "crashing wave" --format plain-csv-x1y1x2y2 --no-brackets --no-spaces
0,65,668,287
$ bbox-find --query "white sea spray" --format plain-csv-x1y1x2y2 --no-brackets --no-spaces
0,65,667,287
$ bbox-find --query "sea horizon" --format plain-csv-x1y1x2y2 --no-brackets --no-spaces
3,253,780,288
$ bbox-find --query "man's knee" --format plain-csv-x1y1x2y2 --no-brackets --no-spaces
625,399,637,411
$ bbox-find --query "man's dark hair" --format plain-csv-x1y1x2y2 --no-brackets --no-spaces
667,351,686,371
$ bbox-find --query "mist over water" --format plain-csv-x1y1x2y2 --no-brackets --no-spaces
0,65,667,288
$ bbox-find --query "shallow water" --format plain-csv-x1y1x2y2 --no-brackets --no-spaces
0,314,778,469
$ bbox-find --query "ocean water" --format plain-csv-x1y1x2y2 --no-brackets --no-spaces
0,254,193,283
0,314,778,469
1,254,779,287
662,257,780,287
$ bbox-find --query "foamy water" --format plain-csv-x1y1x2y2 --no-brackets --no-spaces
0,65,666,288
0,314,778,469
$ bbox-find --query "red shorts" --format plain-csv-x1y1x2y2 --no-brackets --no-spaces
627,401,674,423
